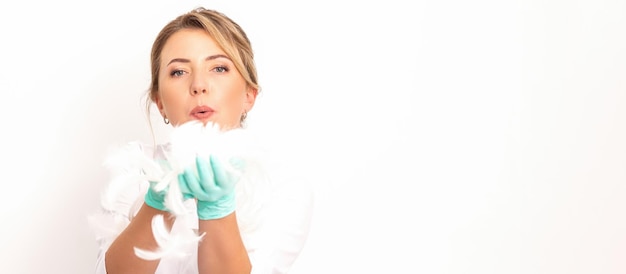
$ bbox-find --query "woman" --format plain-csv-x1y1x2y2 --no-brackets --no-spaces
90,7,313,273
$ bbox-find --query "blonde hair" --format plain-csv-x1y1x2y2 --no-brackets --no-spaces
144,7,258,128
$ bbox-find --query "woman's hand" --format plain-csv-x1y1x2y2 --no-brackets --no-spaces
178,155,243,220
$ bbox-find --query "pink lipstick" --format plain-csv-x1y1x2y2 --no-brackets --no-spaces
190,105,214,120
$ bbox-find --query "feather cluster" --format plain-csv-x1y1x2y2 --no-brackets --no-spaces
89,121,270,261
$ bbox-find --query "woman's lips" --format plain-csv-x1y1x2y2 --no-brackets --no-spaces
190,105,214,120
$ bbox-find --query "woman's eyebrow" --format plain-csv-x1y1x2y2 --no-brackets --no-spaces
166,54,231,66
206,54,231,61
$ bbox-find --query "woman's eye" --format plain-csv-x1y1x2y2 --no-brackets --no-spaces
170,70,185,77
213,66,229,73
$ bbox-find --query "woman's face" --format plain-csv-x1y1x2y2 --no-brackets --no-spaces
155,28,256,128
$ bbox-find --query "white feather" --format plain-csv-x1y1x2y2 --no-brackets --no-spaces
174,122,271,234
100,173,138,211
169,120,205,168
164,176,190,217
88,213,129,251
94,121,271,261
133,214,204,261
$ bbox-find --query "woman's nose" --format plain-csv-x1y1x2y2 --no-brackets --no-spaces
191,87,207,95
190,75,208,95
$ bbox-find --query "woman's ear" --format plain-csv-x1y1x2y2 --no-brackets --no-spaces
243,87,258,111
153,93,165,115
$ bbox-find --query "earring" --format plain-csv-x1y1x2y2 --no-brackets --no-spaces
163,116,170,124
240,111,247,122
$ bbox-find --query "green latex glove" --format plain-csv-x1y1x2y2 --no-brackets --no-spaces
144,180,168,211
144,159,179,212
178,155,243,220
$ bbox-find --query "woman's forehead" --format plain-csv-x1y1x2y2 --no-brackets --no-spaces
160,29,226,60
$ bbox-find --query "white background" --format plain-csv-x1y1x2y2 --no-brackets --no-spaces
0,0,625,273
